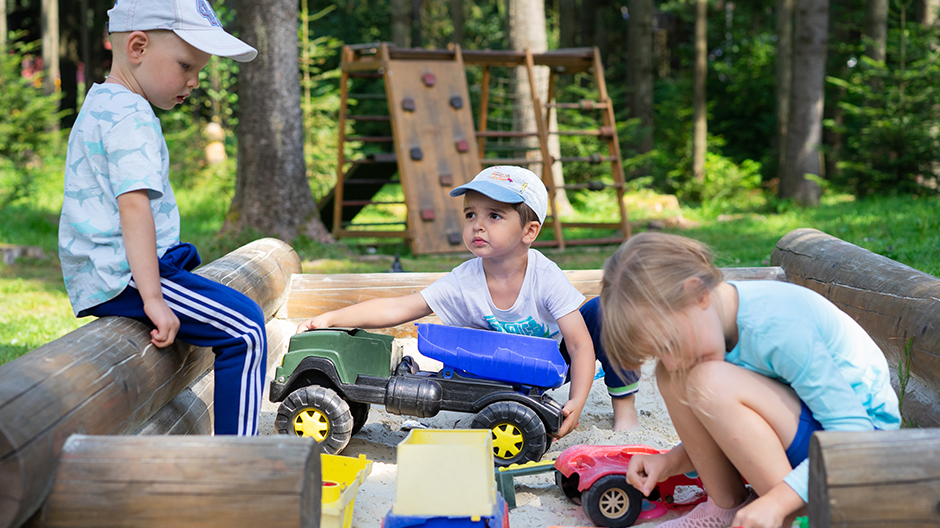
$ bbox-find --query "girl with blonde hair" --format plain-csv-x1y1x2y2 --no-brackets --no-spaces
600,232,900,528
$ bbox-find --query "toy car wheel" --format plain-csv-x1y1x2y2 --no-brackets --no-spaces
555,471,582,505
471,401,546,467
581,474,643,528
349,401,371,436
275,385,353,454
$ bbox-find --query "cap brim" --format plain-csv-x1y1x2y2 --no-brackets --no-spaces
450,180,524,203
175,29,258,62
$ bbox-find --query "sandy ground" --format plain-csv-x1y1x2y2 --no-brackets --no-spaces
260,338,693,528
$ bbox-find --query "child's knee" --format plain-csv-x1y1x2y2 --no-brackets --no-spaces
685,361,741,408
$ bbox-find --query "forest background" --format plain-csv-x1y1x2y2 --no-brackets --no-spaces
1,0,939,363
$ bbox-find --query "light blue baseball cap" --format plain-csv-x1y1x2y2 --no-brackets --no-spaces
450,165,548,224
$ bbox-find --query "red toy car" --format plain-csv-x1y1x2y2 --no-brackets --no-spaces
554,444,706,527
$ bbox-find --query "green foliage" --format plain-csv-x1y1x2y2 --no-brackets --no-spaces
300,2,344,200
644,76,765,209
0,34,65,207
708,33,778,169
826,8,940,197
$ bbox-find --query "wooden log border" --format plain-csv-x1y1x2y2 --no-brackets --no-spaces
771,228,940,428
33,435,321,528
809,429,940,526
0,238,301,528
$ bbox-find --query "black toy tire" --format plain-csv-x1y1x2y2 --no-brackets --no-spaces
349,401,371,436
275,385,353,454
581,474,644,528
471,401,547,467
555,471,582,505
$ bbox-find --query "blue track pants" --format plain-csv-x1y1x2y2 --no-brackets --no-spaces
85,243,266,435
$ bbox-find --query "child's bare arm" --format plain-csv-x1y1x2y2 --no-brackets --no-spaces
118,190,179,348
296,292,433,333
553,309,596,437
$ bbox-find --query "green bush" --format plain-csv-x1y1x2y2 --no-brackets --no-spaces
826,16,940,197
0,35,65,207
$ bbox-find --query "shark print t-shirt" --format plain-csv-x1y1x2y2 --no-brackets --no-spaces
59,83,178,315
420,249,585,342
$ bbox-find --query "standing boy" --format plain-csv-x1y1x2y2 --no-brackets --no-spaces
59,0,263,435
298,166,606,437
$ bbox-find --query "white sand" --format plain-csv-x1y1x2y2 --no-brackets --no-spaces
261,339,691,527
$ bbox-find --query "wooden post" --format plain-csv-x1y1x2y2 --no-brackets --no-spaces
771,228,940,427
809,429,940,527
0,238,301,528
34,435,321,528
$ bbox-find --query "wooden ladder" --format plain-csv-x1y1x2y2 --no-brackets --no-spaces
471,47,631,250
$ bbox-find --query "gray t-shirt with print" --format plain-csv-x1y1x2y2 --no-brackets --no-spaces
420,249,585,341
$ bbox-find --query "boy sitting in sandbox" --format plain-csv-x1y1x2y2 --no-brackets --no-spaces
297,165,640,435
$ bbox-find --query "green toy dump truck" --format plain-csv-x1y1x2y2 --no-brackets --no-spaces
269,325,569,466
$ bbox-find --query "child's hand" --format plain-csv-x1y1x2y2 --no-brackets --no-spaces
625,453,669,496
296,314,330,334
144,298,179,348
732,481,803,528
552,401,582,438
731,496,786,528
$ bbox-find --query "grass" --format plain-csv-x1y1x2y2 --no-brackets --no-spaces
2,157,939,366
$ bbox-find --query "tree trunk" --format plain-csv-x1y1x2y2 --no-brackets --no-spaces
391,0,411,47
0,0,6,49
920,0,940,25
865,0,888,62
581,0,597,47
559,0,578,47
228,0,332,243
776,0,794,181
41,0,59,101
779,0,828,206
507,0,573,215
692,0,707,182
85,0,111,85
58,1,82,129
628,0,654,155
411,0,423,48
451,0,464,46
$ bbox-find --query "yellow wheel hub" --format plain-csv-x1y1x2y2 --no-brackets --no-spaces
293,409,329,441
490,422,523,459
599,487,629,519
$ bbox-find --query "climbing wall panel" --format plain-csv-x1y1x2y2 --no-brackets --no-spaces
384,51,481,254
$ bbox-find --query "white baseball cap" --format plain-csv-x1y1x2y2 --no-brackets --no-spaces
107,0,257,62
450,166,548,224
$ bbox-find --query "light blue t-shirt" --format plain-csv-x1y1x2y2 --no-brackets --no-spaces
726,280,901,502
58,83,180,315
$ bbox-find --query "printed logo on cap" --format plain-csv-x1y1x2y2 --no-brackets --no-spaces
197,0,223,27
488,170,513,183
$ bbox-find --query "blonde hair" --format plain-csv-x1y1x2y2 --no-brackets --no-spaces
600,232,723,374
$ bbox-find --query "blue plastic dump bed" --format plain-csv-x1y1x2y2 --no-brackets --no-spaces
416,324,568,389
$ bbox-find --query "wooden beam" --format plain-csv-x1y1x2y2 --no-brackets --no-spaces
809,429,940,527
384,48,597,72
0,238,301,528
282,267,787,337
771,228,940,427
34,435,320,528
